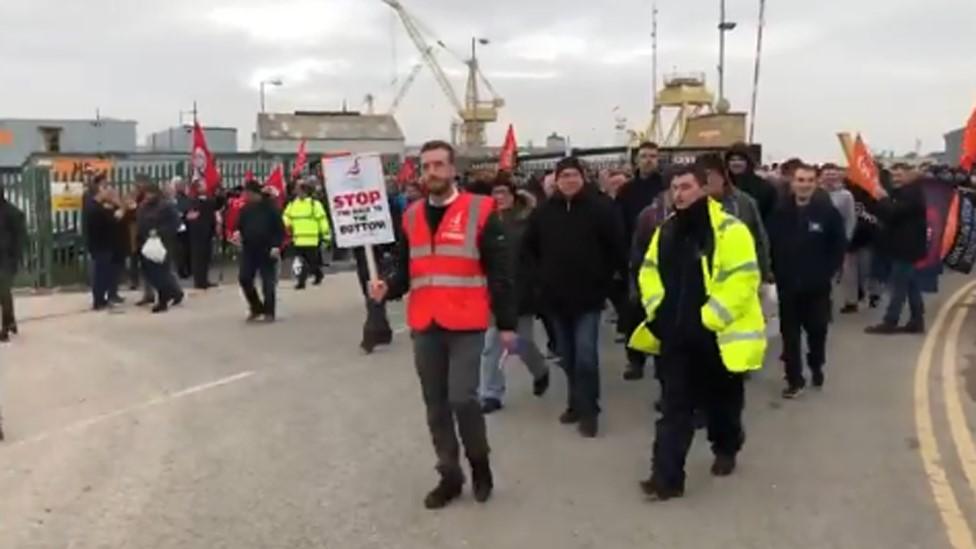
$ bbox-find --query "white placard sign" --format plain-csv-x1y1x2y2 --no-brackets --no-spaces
324,154,396,249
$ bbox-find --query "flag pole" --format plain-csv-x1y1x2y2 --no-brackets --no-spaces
748,0,766,144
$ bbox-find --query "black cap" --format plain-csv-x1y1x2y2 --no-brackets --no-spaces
555,156,585,178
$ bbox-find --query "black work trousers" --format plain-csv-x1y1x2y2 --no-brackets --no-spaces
190,235,213,289
293,245,322,288
778,287,831,389
239,251,278,317
653,338,745,491
0,269,15,329
413,326,490,477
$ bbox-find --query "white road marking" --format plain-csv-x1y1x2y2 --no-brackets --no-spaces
3,371,257,450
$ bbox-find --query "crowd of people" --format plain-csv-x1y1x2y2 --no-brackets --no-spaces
365,138,973,509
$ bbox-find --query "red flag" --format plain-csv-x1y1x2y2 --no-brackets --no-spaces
264,164,286,208
396,157,417,186
191,121,221,196
845,134,882,199
292,139,308,180
499,124,517,171
244,169,255,181
961,106,976,171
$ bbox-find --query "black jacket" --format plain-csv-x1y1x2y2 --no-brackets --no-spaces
237,198,285,255
768,193,847,294
847,181,882,251
648,197,713,349
872,181,928,264
522,187,627,316
0,199,27,274
187,195,218,241
616,171,665,246
386,196,517,331
86,200,121,255
137,197,181,254
726,146,777,222
497,203,538,315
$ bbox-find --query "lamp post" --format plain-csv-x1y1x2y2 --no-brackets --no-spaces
260,79,284,114
717,0,738,106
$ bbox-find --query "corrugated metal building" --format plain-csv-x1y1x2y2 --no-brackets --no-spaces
945,127,964,166
252,111,405,157
0,118,137,168
145,125,238,153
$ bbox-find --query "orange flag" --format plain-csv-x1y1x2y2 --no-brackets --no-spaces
499,124,517,171
961,106,976,171
843,134,883,199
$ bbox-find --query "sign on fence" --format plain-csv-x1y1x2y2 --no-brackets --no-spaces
51,181,84,212
323,153,395,249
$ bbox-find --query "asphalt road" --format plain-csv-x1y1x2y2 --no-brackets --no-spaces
1,272,975,548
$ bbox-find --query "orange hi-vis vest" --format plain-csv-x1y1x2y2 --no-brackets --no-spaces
404,192,494,331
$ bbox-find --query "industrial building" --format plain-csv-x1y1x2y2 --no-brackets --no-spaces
945,127,965,166
252,111,405,157
145,125,237,153
0,118,137,169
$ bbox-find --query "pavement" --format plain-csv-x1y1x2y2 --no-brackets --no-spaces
1,271,975,548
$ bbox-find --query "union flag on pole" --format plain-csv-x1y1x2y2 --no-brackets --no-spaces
499,124,517,171
842,133,882,199
191,121,221,196
961,105,976,172
396,157,417,186
264,164,286,208
292,139,308,180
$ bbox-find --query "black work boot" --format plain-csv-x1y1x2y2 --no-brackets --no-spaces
640,476,684,501
424,469,464,510
711,454,737,477
578,415,598,438
559,408,580,425
470,458,494,503
623,363,645,381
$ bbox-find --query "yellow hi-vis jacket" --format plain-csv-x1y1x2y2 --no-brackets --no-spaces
628,198,766,373
283,198,331,248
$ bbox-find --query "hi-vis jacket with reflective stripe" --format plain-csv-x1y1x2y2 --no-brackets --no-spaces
404,192,494,331
629,198,766,372
283,198,331,248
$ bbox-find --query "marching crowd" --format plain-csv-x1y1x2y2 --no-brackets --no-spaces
0,136,968,504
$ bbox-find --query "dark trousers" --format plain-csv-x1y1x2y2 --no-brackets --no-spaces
363,299,393,345
413,326,490,476
779,287,831,388
239,251,278,317
539,314,558,355
294,245,323,287
653,339,745,490
90,250,117,308
176,232,191,279
143,258,183,305
0,269,15,329
884,260,924,326
127,251,141,290
190,236,213,288
551,310,602,418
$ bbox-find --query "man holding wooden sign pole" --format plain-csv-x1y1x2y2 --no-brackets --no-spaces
368,141,517,510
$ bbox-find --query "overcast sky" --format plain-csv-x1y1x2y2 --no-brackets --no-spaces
2,0,974,161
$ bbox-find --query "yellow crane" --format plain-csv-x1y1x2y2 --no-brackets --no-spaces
381,0,505,150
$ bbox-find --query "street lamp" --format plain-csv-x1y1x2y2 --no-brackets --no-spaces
260,78,284,114
717,0,738,107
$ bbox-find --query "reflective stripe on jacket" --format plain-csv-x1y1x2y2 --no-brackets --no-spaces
283,198,331,247
405,192,494,331
629,198,766,372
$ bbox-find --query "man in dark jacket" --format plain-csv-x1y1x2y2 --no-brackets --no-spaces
616,143,665,380
478,176,550,414
234,180,285,322
85,178,124,311
866,163,928,335
769,163,847,398
173,178,193,279
0,188,27,341
186,181,218,290
137,184,184,313
523,156,627,437
726,143,778,223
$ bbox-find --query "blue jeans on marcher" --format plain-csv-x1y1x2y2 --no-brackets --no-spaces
90,250,116,308
551,310,602,418
884,260,924,326
479,316,549,402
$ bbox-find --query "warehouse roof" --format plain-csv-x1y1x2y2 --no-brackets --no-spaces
256,112,404,142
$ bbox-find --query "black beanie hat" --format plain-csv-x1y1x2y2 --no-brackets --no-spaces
555,156,585,178
244,180,263,194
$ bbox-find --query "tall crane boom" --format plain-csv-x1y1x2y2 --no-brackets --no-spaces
381,0,463,115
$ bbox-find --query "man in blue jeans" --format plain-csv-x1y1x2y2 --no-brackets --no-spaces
522,156,626,437
865,163,928,335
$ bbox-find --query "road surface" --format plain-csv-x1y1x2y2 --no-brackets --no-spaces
1,272,975,548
